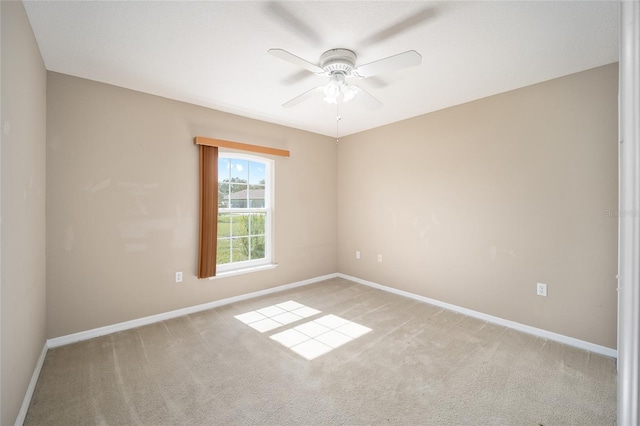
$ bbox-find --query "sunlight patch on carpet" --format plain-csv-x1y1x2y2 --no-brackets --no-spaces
270,314,372,360
234,300,321,333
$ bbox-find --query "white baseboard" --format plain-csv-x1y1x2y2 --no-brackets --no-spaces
46,270,617,360
47,273,338,349
14,343,48,426
338,273,618,359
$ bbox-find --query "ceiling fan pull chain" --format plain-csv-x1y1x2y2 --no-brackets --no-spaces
336,103,342,144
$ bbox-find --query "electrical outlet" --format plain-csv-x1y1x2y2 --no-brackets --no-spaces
356,251,361,259
377,254,383,263
537,282,547,297
176,271,183,283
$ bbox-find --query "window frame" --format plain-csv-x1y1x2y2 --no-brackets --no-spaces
216,152,274,273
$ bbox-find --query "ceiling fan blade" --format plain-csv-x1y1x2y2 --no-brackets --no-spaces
354,50,422,79
281,69,313,85
264,1,322,44
282,86,324,108
268,48,323,74
351,85,383,110
359,8,436,47
365,76,389,89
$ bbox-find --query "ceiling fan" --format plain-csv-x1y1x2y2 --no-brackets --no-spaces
268,48,422,110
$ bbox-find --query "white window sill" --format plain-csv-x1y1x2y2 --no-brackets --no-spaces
209,263,278,280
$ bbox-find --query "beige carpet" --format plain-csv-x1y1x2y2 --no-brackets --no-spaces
25,278,616,425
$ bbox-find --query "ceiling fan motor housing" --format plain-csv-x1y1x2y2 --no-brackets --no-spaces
320,48,357,76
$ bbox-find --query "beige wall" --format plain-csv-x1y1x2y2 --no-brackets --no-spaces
337,64,619,349
46,72,337,338
48,65,618,349
1,1,48,424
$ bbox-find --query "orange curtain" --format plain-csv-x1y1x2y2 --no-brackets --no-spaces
198,145,218,278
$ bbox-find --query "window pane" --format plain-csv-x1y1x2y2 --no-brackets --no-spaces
250,236,265,260
231,237,249,262
250,213,266,235
218,181,231,208
218,158,231,182
248,185,265,208
230,183,248,208
231,213,249,237
248,161,266,185
230,159,249,182
218,213,232,238
217,239,230,264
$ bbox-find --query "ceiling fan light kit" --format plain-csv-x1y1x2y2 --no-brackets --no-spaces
268,47,422,110
323,73,359,104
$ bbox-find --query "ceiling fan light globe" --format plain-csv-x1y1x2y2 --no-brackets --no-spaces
323,96,338,104
324,81,341,98
342,85,358,102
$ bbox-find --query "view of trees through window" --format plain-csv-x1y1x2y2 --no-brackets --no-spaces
217,156,270,267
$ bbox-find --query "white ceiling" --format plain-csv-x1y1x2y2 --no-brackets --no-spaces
23,1,619,138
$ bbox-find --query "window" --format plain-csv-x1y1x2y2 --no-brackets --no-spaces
216,153,272,272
